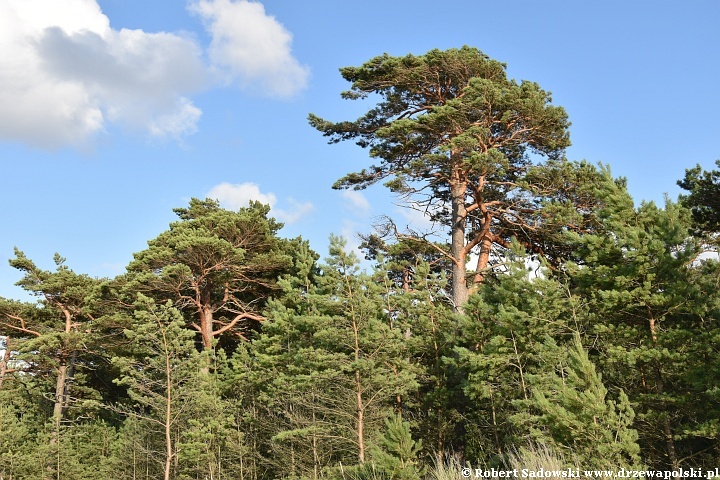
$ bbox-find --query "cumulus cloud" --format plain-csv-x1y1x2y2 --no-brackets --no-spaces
189,0,310,97
0,0,207,148
206,182,312,225
341,190,372,216
0,0,309,148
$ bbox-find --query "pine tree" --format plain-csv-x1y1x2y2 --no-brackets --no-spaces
0,379,46,479
310,46,613,309
127,198,292,350
569,197,718,469
456,248,583,461
369,251,461,464
369,414,425,480
111,296,204,480
678,160,720,235
529,335,641,469
1,250,107,478
237,236,418,477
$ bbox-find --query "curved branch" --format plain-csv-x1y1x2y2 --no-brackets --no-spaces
0,321,41,337
212,312,265,337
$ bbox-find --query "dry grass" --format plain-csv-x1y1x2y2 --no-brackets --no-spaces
427,443,578,480
506,443,575,480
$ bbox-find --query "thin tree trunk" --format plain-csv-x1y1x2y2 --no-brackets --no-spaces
490,388,503,457
356,369,365,463
61,351,77,418
429,309,445,464
133,419,138,480
511,332,529,401
48,307,77,475
648,315,679,470
350,309,366,463
161,328,173,480
312,401,319,480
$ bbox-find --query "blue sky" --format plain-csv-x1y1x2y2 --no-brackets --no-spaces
0,0,718,300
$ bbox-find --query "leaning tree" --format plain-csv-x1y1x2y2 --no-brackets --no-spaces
310,46,610,309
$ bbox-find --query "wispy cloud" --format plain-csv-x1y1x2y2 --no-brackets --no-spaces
189,0,310,97
340,220,363,258
341,190,372,216
206,182,312,225
394,203,441,234
274,198,314,224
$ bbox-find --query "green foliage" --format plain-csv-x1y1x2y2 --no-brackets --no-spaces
235,236,420,478
111,296,204,479
176,352,234,480
54,421,119,480
367,252,462,461
568,196,720,468
0,385,44,479
678,159,720,234
127,198,293,349
7,54,720,476
0,250,112,477
311,46,570,193
530,335,641,469
457,250,583,460
369,414,425,480
359,233,451,295
311,46,611,308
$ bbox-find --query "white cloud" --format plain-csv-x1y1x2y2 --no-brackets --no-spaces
0,0,309,148
189,0,309,97
274,198,314,224
206,182,312,225
207,182,277,210
342,190,372,216
0,0,207,148
148,98,203,139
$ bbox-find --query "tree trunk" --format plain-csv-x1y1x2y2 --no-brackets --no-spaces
351,311,366,463
52,363,68,432
450,177,469,312
162,328,174,480
200,306,214,350
648,316,679,470
47,359,68,480
356,369,365,463
0,337,11,390
62,351,77,418
430,310,445,464
312,400,319,480
473,236,493,285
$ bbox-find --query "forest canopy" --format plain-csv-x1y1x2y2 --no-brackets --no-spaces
1,47,719,480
